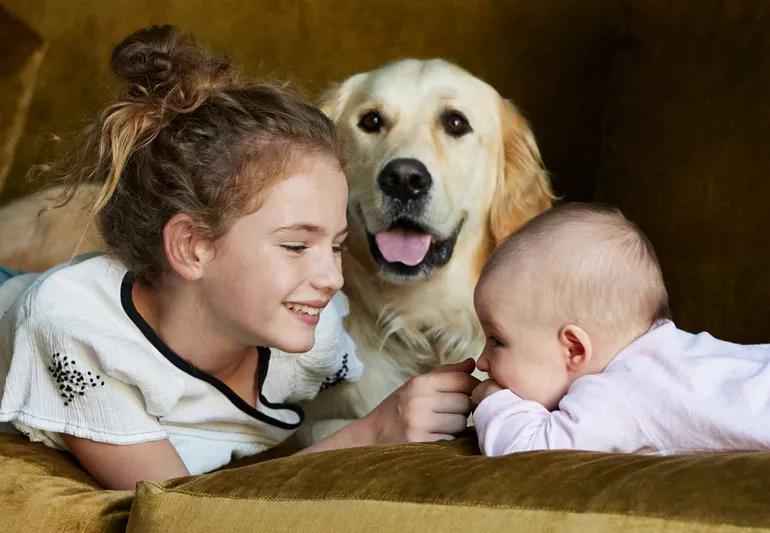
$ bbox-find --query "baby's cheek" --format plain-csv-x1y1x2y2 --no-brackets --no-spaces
500,364,540,399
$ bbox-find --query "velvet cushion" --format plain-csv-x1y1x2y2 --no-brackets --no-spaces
0,6,45,196
594,1,770,343
128,435,770,532
0,434,132,532
3,427,770,531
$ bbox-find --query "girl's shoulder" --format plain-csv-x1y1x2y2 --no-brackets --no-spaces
2,253,184,412
0,254,183,447
20,254,126,314
4,254,128,337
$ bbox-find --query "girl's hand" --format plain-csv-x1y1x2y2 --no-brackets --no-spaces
364,358,480,443
471,378,504,408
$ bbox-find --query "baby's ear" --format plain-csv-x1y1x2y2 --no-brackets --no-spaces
559,324,592,372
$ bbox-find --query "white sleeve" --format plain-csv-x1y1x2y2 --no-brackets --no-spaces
473,377,654,455
0,317,168,446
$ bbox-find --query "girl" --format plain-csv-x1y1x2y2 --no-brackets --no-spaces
0,26,478,490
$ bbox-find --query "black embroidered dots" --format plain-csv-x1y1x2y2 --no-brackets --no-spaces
319,353,350,392
47,352,105,406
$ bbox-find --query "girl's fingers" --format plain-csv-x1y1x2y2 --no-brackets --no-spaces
427,413,470,435
432,392,472,414
430,372,481,393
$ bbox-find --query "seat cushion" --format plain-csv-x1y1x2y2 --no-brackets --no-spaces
0,6,45,197
0,434,132,532
593,0,770,343
128,434,770,532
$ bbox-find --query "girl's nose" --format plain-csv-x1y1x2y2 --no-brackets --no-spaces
312,253,344,293
476,354,489,372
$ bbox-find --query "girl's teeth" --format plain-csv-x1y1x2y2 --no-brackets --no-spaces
286,303,322,316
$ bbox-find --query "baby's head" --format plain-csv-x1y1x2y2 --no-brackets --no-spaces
474,203,670,409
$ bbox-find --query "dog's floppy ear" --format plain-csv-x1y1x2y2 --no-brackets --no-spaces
318,72,366,122
488,99,554,245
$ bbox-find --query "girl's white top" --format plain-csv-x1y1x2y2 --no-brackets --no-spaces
474,320,770,456
0,254,362,474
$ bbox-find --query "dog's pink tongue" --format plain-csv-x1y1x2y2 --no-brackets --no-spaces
375,230,432,266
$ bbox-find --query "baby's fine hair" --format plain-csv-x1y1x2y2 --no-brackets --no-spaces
483,202,671,333
44,25,341,283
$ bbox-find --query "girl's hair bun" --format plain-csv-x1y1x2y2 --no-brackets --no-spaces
110,24,230,105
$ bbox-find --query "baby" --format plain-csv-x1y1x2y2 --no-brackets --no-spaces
471,202,770,456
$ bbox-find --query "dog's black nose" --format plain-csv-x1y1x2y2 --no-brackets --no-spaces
378,158,432,200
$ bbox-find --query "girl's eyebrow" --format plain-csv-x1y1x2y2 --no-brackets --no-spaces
272,223,349,237
272,223,321,234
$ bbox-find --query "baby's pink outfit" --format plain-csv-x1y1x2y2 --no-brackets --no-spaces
474,320,770,456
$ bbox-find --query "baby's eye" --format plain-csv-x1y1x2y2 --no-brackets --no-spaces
487,335,504,348
281,244,308,253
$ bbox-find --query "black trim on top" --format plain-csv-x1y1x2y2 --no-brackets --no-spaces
120,272,304,430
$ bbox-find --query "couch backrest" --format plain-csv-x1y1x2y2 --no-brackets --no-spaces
0,0,619,204
1,0,768,342
593,0,770,343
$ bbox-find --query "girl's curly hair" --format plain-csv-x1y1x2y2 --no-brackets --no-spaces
47,25,342,283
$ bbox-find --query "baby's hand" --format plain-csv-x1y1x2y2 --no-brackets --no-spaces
471,378,503,408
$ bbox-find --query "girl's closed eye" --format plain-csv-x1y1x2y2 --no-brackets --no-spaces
281,243,308,253
332,242,348,254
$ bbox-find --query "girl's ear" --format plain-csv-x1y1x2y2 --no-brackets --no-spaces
559,324,593,373
162,213,215,281
488,99,554,245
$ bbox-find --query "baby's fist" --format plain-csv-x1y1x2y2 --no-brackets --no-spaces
471,378,503,408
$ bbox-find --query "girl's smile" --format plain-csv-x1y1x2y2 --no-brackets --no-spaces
284,300,329,326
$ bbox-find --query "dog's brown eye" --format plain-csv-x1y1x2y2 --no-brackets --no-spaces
358,111,385,134
442,110,472,137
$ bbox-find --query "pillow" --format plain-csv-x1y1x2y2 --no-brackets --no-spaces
0,6,45,198
593,0,770,343
0,434,132,532
128,434,770,532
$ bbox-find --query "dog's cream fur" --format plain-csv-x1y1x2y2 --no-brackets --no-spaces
0,59,553,443
298,59,553,441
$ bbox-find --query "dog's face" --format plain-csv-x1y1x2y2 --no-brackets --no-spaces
323,59,551,287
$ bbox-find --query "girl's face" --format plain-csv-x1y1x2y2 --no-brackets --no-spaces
201,153,349,353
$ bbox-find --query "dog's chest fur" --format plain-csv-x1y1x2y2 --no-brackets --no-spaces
339,252,485,408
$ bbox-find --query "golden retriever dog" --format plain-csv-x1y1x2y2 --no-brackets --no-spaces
0,58,553,443
298,59,553,442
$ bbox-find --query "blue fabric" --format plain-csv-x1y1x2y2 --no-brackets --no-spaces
0,266,25,286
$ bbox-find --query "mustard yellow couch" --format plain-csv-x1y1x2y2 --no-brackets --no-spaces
1,1,769,531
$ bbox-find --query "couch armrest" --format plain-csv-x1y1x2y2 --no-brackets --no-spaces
0,6,45,197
